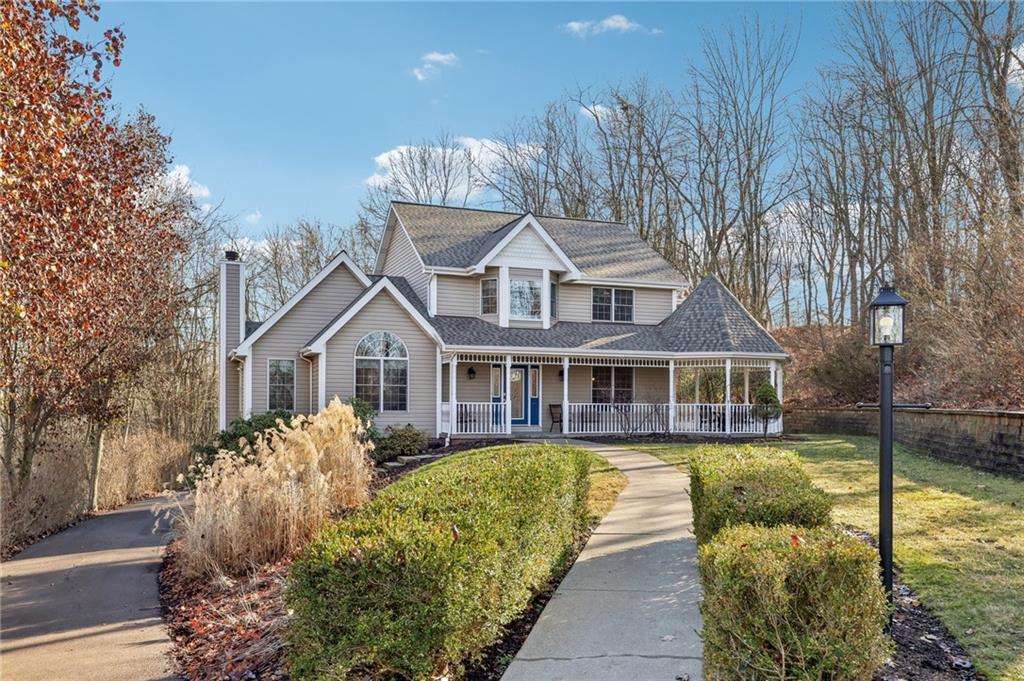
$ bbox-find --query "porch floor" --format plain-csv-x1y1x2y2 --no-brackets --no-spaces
502,440,702,681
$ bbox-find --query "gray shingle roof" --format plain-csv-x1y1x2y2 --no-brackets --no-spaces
391,202,685,283
431,316,669,352
658,275,785,354
432,275,784,356
301,270,783,357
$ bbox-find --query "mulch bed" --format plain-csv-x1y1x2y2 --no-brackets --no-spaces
840,528,979,681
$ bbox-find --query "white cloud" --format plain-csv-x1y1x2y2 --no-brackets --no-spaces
1009,43,1024,89
580,104,615,124
411,51,459,81
365,136,538,200
165,164,211,200
422,51,458,66
562,14,660,37
244,210,262,225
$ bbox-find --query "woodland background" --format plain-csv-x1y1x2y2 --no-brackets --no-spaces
4,0,1024,550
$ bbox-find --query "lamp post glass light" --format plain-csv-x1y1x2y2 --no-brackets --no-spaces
868,283,907,632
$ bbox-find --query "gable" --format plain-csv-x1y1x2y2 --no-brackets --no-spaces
488,225,567,270
250,264,365,355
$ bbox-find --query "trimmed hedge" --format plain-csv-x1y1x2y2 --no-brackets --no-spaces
699,524,892,679
285,444,592,680
688,445,833,543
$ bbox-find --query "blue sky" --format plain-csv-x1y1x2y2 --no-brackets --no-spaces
98,2,843,235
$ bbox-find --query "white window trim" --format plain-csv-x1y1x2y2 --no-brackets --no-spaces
509,277,542,321
591,286,635,323
266,357,297,413
353,332,410,413
590,365,634,403
480,277,498,316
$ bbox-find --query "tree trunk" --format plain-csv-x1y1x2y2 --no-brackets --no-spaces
88,425,106,511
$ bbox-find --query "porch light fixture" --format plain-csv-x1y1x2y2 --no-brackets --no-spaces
467,367,476,380
558,369,564,382
869,284,907,346
867,282,907,634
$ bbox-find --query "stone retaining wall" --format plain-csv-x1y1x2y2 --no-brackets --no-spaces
786,407,1024,478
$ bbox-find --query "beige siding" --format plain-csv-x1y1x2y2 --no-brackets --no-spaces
381,222,430,303
489,226,565,270
436,275,481,317
557,283,675,325
324,291,439,433
250,265,365,416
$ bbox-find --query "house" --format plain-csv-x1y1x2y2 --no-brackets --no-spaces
218,202,787,438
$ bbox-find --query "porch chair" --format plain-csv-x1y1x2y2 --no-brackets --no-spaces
548,404,563,432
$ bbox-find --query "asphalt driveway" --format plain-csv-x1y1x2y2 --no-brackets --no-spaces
1,495,180,681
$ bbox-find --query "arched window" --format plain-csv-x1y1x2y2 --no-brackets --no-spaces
354,331,408,411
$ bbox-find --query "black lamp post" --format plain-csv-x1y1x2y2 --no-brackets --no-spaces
868,283,907,630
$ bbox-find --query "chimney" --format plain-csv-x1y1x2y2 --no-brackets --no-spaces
219,250,246,430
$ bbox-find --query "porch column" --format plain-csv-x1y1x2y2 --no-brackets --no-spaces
776,363,784,434
541,268,551,329
505,354,512,434
562,356,569,435
435,348,442,437
449,355,458,435
724,358,732,436
668,361,676,433
744,368,750,404
694,367,700,403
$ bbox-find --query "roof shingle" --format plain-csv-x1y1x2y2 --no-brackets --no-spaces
391,202,685,283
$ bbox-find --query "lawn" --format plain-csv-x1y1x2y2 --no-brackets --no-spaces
633,435,1024,681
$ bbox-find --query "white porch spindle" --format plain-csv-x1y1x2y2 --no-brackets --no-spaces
724,359,732,436
449,355,457,434
504,354,512,434
562,356,569,435
668,361,676,433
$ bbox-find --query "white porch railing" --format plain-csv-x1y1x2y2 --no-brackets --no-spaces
567,403,670,435
442,400,780,436
445,401,507,435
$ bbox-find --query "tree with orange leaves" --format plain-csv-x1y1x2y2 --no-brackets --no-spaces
1,1,190,508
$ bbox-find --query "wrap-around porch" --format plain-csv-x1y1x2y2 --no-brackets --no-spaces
440,352,783,437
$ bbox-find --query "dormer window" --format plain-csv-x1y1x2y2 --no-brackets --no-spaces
510,278,541,320
592,287,634,323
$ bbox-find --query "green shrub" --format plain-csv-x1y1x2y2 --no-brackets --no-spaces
688,445,832,543
752,381,783,435
345,397,380,445
700,524,892,680
286,444,592,680
373,424,427,463
188,410,292,483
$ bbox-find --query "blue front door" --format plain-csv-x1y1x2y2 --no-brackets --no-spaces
493,364,540,427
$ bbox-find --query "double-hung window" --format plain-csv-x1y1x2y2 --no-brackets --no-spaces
268,359,296,411
550,282,558,318
592,287,634,322
591,366,634,404
509,278,541,319
355,331,408,411
480,278,497,315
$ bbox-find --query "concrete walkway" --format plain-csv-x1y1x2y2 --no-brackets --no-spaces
1,496,179,681
502,441,703,681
